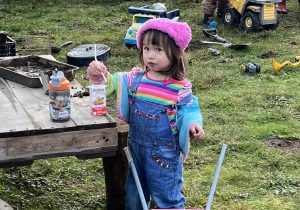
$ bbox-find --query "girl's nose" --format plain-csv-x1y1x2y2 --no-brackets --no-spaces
148,50,156,59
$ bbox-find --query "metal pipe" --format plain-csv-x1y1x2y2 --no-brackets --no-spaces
124,147,148,210
205,144,227,210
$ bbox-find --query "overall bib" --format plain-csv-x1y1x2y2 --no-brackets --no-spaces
125,72,185,210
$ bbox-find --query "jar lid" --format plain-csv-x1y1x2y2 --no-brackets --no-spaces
48,71,70,90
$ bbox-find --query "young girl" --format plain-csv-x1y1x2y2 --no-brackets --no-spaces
87,18,204,209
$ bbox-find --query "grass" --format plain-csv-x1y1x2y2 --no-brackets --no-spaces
0,0,299,209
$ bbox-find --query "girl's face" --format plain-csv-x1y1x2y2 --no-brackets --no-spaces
142,34,171,73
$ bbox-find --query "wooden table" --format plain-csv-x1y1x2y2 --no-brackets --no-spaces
0,55,128,209
0,78,118,164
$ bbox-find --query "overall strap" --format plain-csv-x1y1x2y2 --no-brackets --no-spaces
128,70,146,123
131,71,145,94
177,93,193,106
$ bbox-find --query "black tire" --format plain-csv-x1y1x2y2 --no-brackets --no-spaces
263,23,278,30
124,43,137,49
222,7,240,26
241,11,260,32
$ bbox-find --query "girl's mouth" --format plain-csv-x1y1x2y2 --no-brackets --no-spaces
147,62,155,67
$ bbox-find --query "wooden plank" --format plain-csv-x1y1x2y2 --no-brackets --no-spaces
6,80,76,130
71,96,115,127
6,79,115,132
0,127,118,162
0,78,36,134
69,79,116,128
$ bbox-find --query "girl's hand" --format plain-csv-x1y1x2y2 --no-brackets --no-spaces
183,124,204,163
189,123,204,140
87,61,108,85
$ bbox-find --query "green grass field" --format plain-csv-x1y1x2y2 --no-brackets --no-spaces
0,0,299,209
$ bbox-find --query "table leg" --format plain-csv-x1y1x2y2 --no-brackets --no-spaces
103,125,129,210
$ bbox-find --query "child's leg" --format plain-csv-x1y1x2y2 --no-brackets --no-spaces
125,143,151,210
202,0,218,17
125,170,148,210
146,146,185,208
278,0,287,14
202,0,220,27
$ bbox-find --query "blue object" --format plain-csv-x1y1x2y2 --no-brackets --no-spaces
139,17,148,23
124,147,148,210
206,144,227,210
208,20,218,28
124,38,137,45
50,71,65,87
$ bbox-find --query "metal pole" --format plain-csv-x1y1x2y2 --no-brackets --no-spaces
124,147,148,210
205,144,227,210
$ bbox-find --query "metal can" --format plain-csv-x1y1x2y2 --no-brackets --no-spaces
241,63,261,73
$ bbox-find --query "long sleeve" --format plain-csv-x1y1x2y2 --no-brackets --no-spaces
176,95,203,157
105,67,144,122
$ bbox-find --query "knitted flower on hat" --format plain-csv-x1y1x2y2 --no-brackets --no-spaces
136,18,192,51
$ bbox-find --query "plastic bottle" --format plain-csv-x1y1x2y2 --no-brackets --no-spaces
48,71,71,122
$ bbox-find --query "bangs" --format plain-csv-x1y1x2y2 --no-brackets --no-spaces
142,30,172,50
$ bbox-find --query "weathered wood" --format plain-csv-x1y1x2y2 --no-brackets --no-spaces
0,199,13,210
103,120,129,210
0,79,116,138
0,78,36,133
0,127,118,163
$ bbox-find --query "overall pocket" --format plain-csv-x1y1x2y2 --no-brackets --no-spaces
130,106,160,136
151,140,180,169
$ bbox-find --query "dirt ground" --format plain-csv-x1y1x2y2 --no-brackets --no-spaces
266,137,300,154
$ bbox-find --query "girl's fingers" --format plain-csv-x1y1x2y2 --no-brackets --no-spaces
190,125,204,139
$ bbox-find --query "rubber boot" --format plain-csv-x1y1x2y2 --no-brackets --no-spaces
278,0,287,14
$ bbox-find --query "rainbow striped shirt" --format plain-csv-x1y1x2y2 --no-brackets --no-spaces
132,72,192,136
135,73,192,106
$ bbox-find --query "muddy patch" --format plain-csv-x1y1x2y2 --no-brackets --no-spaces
266,137,300,153
189,40,206,51
259,50,277,59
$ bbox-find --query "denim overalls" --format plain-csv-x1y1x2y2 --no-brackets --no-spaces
125,72,186,210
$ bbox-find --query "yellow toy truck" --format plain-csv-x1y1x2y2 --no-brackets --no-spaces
221,0,281,32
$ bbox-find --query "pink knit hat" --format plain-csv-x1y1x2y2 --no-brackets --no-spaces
136,18,192,51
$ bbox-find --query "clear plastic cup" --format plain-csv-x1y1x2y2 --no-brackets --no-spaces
88,85,107,116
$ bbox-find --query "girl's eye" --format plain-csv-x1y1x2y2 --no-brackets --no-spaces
156,48,163,52
143,46,149,51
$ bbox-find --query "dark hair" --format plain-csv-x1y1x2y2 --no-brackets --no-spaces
138,29,187,81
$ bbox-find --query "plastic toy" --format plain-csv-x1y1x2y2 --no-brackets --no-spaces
221,0,281,32
123,4,180,47
272,56,300,72
241,63,261,73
